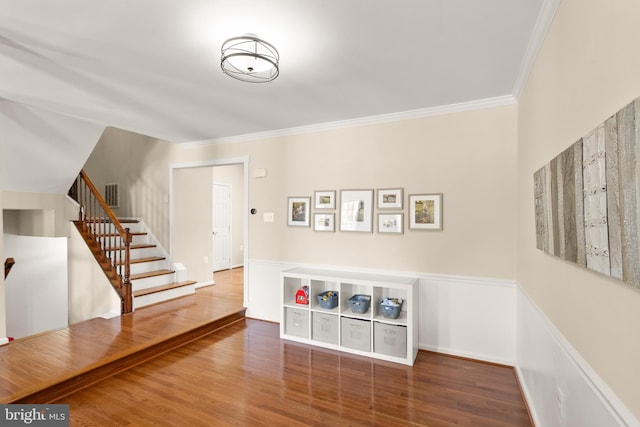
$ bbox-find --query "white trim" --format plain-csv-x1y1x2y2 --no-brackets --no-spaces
184,96,516,146
99,311,121,320
417,272,516,289
516,285,639,427
0,337,9,346
512,0,561,99
419,343,514,367
248,258,516,287
195,280,214,289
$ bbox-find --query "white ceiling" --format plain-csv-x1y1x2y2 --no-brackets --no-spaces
0,0,552,145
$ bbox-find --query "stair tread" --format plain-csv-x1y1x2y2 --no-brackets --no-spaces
116,256,166,266
105,243,156,251
83,219,139,224
129,256,166,265
130,269,174,281
133,280,197,298
95,232,147,237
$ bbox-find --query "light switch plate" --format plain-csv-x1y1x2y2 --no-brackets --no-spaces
263,212,274,222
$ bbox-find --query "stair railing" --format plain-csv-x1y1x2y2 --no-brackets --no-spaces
72,170,133,313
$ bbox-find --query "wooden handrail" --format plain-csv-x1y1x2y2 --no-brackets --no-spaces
78,170,130,238
4,258,15,279
72,170,133,314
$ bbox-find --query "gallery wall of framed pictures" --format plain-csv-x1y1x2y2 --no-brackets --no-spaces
287,188,443,233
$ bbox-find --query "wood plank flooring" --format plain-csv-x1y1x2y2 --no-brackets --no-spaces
2,267,532,426
57,319,531,426
54,267,531,427
0,270,244,404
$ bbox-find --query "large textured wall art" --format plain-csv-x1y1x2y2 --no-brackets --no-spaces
535,97,640,289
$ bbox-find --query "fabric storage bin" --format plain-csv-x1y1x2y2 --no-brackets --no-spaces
374,322,407,358
312,312,339,344
285,307,309,338
341,317,371,351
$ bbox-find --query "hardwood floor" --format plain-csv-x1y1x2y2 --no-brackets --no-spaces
56,319,532,426
1,267,532,426
0,271,245,404
53,267,532,427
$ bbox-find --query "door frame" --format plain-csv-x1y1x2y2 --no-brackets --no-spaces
169,156,249,307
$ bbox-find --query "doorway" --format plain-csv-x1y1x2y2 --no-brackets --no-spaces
170,157,248,307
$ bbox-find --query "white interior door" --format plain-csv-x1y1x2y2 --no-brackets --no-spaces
213,182,232,271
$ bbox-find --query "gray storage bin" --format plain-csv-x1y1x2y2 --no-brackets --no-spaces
374,322,407,358
348,294,371,314
312,312,339,344
285,307,309,338
341,317,371,351
317,290,339,309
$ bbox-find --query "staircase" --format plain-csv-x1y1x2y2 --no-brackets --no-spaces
115,219,196,309
71,170,196,313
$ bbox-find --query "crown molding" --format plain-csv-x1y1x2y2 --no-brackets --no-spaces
185,95,516,147
512,0,561,100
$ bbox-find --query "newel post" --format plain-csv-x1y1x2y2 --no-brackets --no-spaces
121,228,133,314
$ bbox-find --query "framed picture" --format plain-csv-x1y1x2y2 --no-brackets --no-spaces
287,197,311,227
377,188,403,209
378,213,403,234
409,193,443,230
314,190,336,209
339,189,374,232
314,213,335,232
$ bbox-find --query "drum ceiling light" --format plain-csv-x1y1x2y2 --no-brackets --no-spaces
221,34,279,83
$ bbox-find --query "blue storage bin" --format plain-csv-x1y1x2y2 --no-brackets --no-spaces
348,294,371,314
379,298,404,319
317,291,338,309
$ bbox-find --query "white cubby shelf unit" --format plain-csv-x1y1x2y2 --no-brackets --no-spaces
280,267,419,366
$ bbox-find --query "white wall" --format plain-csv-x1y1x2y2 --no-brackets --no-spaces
3,192,77,238
0,99,104,194
68,225,121,323
4,234,68,339
517,0,640,422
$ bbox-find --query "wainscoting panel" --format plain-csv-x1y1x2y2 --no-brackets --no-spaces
247,259,517,364
516,287,638,427
418,275,516,365
246,259,296,322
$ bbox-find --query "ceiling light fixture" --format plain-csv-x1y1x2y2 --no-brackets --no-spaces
221,34,279,83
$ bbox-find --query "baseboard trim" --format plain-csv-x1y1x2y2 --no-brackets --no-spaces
195,280,214,289
419,344,515,367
